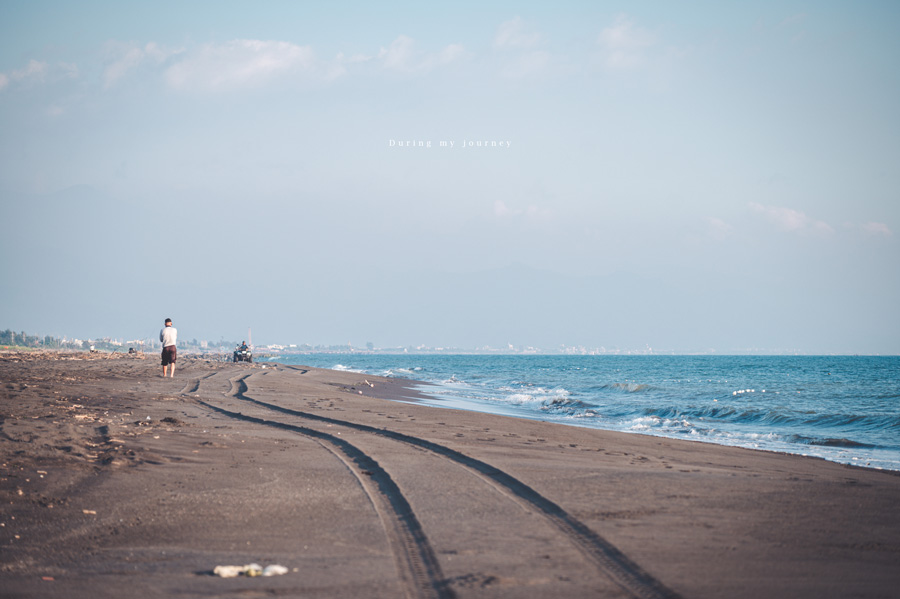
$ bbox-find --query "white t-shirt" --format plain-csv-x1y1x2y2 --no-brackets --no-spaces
160,326,177,348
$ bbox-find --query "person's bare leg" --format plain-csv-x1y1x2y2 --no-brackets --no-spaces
162,365,167,377
169,363,175,378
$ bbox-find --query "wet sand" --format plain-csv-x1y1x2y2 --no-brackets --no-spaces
1,352,899,598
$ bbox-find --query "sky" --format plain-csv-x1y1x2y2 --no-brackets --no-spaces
1,1,898,353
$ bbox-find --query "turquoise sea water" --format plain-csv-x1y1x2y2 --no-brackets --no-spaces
270,354,900,471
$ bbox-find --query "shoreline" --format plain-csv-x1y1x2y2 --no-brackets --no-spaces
317,361,898,476
281,353,900,473
400,380,899,475
2,353,899,598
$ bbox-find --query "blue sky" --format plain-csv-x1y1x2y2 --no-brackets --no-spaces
1,1,898,353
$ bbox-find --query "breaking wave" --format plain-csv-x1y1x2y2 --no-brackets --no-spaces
274,353,900,470
596,382,655,393
639,405,900,432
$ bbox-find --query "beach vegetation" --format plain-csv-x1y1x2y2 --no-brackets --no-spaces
0,329,243,353
1,330,47,348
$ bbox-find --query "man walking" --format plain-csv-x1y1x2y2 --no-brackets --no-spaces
160,318,177,377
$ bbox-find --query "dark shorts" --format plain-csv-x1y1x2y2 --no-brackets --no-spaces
161,345,177,366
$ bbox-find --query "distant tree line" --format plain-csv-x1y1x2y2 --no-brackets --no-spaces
1,329,240,351
0,329,54,348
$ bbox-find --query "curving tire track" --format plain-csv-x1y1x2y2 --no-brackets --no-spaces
228,371,682,599
193,375,454,599
179,372,217,395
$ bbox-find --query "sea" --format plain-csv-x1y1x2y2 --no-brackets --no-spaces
268,354,900,471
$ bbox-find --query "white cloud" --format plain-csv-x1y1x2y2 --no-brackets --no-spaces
164,40,314,91
494,17,542,49
105,46,146,87
492,18,550,78
811,220,834,234
439,44,466,65
500,51,550,78
750,202,806,231
326,54,354,80
0,59,78,91
494,200,551,221
749,202,834,234
598,14,655,70
325,51,375,81
60,62,79,80
494,200,514,217
861,222,892,237
706,217,733,241
377,36,465,74
379,35,416,71
9,59,48,83
104,42,175,88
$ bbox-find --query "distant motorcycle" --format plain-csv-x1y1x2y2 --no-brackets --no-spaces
233,346,252,363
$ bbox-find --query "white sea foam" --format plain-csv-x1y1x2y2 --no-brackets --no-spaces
277,353,900,471
504,393,540,405
494,386,572,407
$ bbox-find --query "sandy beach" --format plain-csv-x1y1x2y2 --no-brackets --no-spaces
1,352,898,598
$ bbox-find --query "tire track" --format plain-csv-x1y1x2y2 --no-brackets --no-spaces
231,372,682,599
282,365,309,374
179,372,217,395
192,376,454,599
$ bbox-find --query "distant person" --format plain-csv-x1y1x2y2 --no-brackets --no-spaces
240,341,248,351
160,318,177,377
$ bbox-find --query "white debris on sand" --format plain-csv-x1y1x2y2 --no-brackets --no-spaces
213,563,289,578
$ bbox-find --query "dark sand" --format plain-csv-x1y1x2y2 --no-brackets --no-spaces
1,352,899,598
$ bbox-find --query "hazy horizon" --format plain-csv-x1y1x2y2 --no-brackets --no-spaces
2,2,898,354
